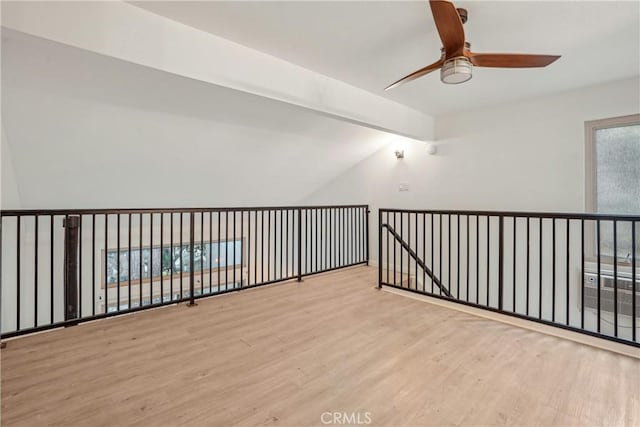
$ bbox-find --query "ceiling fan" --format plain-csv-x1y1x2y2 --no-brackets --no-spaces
385,0,560,90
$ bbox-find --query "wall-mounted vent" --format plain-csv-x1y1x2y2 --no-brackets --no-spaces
583,272,639,317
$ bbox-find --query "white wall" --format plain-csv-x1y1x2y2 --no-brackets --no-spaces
305,77,640,214
0,30,396,209
1,124,21,209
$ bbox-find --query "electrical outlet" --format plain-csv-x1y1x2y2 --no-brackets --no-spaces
399,182,410,192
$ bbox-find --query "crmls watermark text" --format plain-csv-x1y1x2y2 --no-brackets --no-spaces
320,411,372,425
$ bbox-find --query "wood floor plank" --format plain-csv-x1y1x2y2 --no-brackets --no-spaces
2,266,639,426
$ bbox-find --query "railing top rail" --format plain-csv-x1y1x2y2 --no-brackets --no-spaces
379,208,640,221
1,204,369,217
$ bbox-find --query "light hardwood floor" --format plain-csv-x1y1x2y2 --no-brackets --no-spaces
2,266,639,426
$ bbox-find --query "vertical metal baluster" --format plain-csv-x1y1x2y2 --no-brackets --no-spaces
226,211,230,290
498,216,504,311
297,209,302,281
466,215,470,302
261,211,264,283
344,208,347,266
158,212,164,300
150,213,154,304
358,208,362,264
338,208,345,267
179,212,183,299
324,209,327,271
254,211,258,285
358,207,362,262
346,208,354,265
219,211,223,288
580,219,585,330
188,212,195,306
513,217,516,312
117,214,120,311
476,215,479,304
284,209,288,278
415,213,418,291
597,219,601,333
378,209,382,288
48,215,54,323
91,214,95,316
170,213,174,300
16,216,21,330
539,218,543,319
457,215,460,299
267,210,270,282
78,215,82,319
201,211,204,293
247,211,250,288
365,207,369,265
400,212,404,287
552,218,556,322
241,210,245,286
566,218,570,326
34,215,39,326
632,221,636,342
407,212,411,287
486,216,490,307
280,210,283,279
233,211,236,288
338,208,342,267
331,209,334,269
613,220,618,336
393,212,397,285
432,214,435,293
105,214,109,314
308,210,311,272
526,218,530,316
344,208,348,265
140,213,144,305
439,214,442,296
448,214,451,295
386,211,390,284
423,213,426,292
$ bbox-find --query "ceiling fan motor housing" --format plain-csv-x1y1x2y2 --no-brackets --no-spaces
456,8,468,24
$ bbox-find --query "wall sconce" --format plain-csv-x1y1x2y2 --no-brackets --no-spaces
394,150,404,159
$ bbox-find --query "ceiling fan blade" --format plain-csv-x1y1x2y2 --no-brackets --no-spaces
429,0,466,58
385,60,444,90
469,53,561,68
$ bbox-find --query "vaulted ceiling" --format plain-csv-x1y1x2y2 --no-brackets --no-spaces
132,1,640,116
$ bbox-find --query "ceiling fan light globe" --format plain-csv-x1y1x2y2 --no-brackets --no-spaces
440,57,473,84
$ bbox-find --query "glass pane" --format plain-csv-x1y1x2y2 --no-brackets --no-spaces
595,124,640,259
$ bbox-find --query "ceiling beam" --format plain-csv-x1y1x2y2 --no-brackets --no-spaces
1,1,434,140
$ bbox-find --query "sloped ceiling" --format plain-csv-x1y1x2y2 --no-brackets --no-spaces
133,1,640,116
1,30,403,208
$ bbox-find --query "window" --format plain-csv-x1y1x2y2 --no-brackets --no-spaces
105,240,243,285
585,114,640,261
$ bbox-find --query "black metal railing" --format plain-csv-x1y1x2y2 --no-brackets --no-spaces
1,205,369,338
379,208,639,347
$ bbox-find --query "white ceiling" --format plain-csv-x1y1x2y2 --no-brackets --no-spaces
132,1,640,116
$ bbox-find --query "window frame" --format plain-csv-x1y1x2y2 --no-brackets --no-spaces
100,238,245,289
584,113,640,265
584,113,640,214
